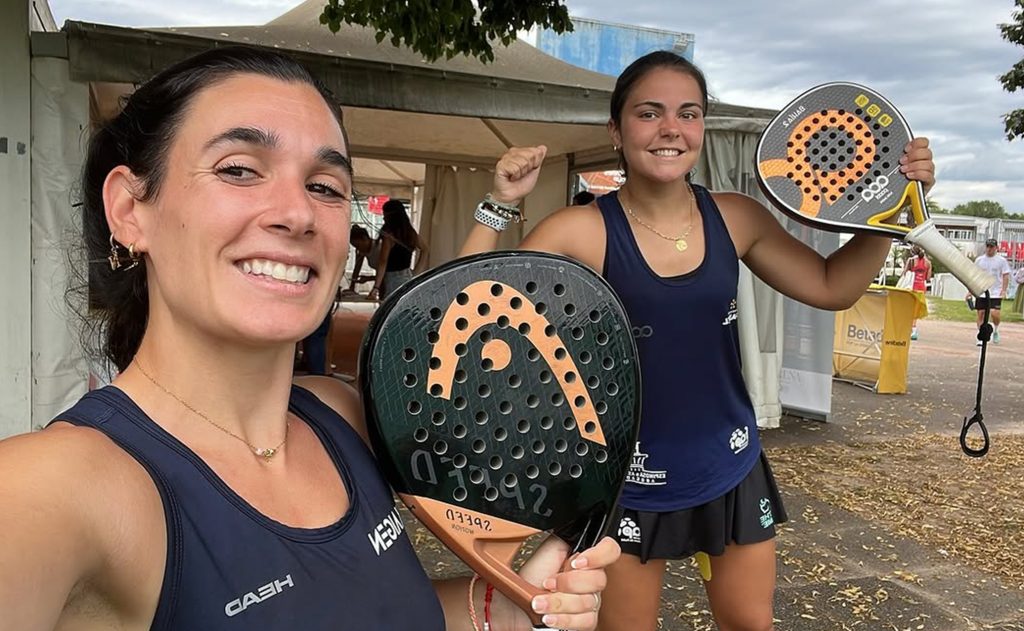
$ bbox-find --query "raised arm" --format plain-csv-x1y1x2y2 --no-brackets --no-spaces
730,137,935,310
460,146,547,258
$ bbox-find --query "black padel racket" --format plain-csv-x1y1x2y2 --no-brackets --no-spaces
756,82,993,295
360,251,641,628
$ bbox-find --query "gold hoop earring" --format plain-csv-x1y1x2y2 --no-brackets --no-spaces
125,243,141,270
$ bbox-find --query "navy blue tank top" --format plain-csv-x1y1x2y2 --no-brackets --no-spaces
599,187,760,511
53,385,445,630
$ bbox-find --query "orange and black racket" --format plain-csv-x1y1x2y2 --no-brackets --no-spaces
756,82,993,295
360,251,641,628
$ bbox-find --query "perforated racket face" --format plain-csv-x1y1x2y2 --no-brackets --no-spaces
360,251,640,547
756,82,920,236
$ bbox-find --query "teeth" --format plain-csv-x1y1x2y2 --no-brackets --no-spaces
239,258,311,284
653,149,682,156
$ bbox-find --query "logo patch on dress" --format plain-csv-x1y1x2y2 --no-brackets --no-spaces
729,427,749,454
624,441,667,486
617,516,641,544
722,299,738,326
758,497,775,529
368,507,406,556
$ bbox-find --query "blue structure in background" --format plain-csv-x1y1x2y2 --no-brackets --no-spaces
535,17,694,77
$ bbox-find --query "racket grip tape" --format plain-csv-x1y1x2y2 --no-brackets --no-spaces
905,220,995,296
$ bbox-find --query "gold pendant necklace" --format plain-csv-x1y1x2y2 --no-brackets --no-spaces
135,362,289,461
621,184,697,253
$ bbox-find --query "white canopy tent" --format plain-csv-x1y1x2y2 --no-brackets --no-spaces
8,0,803,437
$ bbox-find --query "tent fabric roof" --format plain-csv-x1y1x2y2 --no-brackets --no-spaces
46,8,774,174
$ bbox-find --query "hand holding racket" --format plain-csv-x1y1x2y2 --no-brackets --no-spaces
360,251,640,629
755,82,994,296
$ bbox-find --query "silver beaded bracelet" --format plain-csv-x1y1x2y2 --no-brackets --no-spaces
474,204,510,232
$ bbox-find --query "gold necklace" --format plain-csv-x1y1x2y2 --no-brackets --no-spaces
135,362,289,461
621,185,697,252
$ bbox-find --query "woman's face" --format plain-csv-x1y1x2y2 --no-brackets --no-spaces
134,74,352,346
609,67,705,185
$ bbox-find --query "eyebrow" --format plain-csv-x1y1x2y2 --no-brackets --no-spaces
204,126,280,151
316,147,353,178
205,126,352,178
634,100,705,113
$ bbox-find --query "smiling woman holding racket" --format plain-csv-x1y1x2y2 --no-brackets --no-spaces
461,51,937,631
0,47,617,631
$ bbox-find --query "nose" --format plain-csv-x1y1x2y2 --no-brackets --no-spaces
659,119,682,138
263,177,316,237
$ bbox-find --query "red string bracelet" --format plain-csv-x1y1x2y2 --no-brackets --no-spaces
483,583,494,631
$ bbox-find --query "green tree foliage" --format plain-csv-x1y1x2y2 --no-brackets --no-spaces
318,0,573,63
926,198,944,215
952,200,1008,218
999,0,1024,140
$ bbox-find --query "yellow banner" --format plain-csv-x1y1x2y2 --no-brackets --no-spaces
833,292,886,384
833,286,923,394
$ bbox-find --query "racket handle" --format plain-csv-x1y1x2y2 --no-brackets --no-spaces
905,220,995,296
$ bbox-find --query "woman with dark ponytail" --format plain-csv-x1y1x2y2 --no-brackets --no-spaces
0,46,617,630
462,50,938,631
367,198,427,299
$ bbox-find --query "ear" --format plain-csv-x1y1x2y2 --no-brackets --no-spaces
607,119,622,149
103,165,148,251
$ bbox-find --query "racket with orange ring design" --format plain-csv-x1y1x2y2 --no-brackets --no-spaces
756,82,993,295
360,251,641,629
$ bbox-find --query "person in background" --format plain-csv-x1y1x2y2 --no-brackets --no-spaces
903,245,931,340
346,224,380,293
368,199,428,300
969,238,1011,345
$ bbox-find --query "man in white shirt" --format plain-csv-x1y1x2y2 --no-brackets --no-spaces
969,238,1011,344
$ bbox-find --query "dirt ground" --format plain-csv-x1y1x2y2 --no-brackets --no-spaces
408,318,1024,630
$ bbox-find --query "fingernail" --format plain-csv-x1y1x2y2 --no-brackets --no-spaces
570,556,588,570
543,578,557,591
532,596,549,613
542,615,557,626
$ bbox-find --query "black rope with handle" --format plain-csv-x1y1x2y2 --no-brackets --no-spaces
960,291,992,457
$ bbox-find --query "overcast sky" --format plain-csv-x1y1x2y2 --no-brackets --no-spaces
49,0,1024,213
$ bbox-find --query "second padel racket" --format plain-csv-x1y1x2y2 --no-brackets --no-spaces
756,82,994,295
360,251,641,628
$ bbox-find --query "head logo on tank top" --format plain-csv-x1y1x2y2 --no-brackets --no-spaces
624,441,667,486
617,516,641,544
722,299,738,326
224,574,295,617
729,427,749,454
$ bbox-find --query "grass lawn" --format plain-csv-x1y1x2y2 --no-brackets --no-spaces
926,296,1024,323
